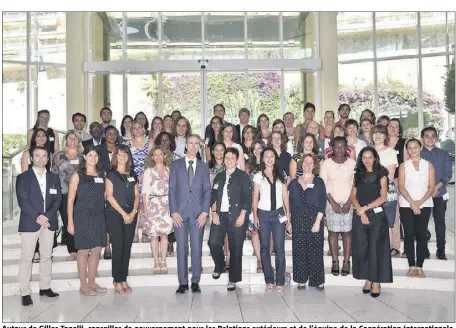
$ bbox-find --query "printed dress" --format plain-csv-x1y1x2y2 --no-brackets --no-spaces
142,167,173,236
126,139,150,198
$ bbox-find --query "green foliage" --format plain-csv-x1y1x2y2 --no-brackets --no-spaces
444,60,455,114
2,134,27,171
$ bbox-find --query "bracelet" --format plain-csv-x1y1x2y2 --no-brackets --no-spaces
212,211,217,213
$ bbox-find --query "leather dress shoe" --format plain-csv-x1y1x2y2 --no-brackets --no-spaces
191,283,201,293
39,289,59,297
176,284,189,294
437,252,448,260
22,295,33,306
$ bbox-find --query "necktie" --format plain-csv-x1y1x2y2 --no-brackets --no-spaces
188,160,194,184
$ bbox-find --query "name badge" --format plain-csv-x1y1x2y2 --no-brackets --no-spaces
244,153,249,160
49,137,55,141
373,207,383,213
70,159,79,165
213,184,219,190
94,177,103,183
127,177,135,182
396,150,400,154
279,216,287,224
307,183,314,188
49,188,57,194
442,193,450,201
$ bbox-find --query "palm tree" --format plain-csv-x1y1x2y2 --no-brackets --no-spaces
141,73,174,114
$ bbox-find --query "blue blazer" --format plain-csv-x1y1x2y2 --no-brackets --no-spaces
288,176,326,217
16,169,62,232
169,158,211,219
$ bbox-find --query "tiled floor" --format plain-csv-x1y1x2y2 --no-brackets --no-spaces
3,286,454,323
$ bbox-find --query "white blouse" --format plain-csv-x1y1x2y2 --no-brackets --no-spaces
253,172,284,211
399,159,433,208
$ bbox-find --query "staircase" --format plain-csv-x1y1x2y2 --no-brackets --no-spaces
2,219,454,296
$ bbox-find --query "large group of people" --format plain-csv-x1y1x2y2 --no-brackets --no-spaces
16,103,452,306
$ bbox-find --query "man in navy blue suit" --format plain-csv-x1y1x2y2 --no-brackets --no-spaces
169,134,211,294
16,146,62,306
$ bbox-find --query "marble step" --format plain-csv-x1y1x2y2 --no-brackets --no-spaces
2,273,454,297
2,255,454,283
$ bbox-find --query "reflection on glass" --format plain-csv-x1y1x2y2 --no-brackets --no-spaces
106,12,123,61
30,64,67,130
448,12,455,52
247,12,280,59
90,74,123,128
337,12,373,61
377,59,418,137
30,12,66,64
161,12,202,60
2,63,28,134
284,72,305,123
2,12,27,61
206,72,246,123
128,74,159,118
162,73,201,135
282,12,314,59
248,72,281,121
375,12,418,58
126,12,160,60
204,12,245,60
420,12,447,55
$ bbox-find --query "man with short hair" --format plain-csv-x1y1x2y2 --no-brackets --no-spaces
82,121,104,150
335,104,351,126
169,134,211,294
100,107,113,137
421,126,452,260
235,108,251,143
72,112,92,142
16,146,62,306
208,147,252,291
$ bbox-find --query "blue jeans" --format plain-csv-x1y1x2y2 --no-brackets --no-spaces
257,209,286,286
384,200,397,228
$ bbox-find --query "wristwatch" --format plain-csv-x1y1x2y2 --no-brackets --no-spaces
133,208,138,214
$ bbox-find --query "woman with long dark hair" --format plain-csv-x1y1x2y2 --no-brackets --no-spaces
209,142,226,184
150,116,164,143
268,131,291,176
359,109,376,126
27,109,59,154
67,145,107,295
253,147,291,293
358,118,374,147
290,133,321,180
218,123,245,170
351,146,392,297
105,145,140,294
22,128,51,172
256,114,271,143
398,138,435,278
205,116,224,162
163,115,174,134
120,115,134,143
134,112,150,136
241,125,256,159
272,119,293,155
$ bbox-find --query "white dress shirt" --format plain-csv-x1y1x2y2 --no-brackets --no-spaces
220,172,231,212
32,167,47,212
185,156,197,172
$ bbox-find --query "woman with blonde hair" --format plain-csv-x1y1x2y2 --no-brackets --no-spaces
51,130,84,260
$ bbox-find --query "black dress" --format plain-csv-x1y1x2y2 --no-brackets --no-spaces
352,170,393,283
291,183,325,286
73,172,107,249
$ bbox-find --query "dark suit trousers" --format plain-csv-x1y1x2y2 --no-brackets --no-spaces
106,211,136,283
175,216,205,285
432,197,447,254
60,194,78,253
208,213,247,283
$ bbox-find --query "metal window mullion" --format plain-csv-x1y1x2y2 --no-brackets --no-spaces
445,12,450,66
245,70,249,112
417,12,424,132
201,71,207,133
123,73,128,117
158,12,162,59
26,12,31,130
279,12,284,59
373,12,379,116
280,70,285,114
314,12,320,60
244,12,248,60
201,12,205,61
314,12,321,120
85,12,92,122
315,71,322,122
158,72,163,117
122,12,127,60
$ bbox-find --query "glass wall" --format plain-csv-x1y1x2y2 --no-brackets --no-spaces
337,12,455,142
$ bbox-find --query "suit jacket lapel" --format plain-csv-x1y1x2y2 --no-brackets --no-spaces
29,170,44,203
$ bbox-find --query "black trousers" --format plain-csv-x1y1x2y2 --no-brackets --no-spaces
106,210,136,283
399,207,432,268
60,194,78,254
432,197,447,254
208,212,247,283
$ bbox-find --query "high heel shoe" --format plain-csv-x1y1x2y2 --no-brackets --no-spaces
331,261,340,276
370,284,381,298
362,281,372,294
341,261,350,276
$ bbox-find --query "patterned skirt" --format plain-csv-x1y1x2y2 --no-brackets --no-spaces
325,201,353,232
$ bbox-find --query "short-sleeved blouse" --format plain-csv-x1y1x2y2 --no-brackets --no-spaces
105,169,138,211
354,170,388,207
51,151,84,194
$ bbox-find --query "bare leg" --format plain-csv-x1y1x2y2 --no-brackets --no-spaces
151,236,160,265
77,249,90,291
251,230,261,262
105,234,111,255
87,247,102,289
160,234,168,273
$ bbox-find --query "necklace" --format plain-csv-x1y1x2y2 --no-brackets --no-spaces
118,170,130,188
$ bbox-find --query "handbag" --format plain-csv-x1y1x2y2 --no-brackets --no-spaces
387,179,397,202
